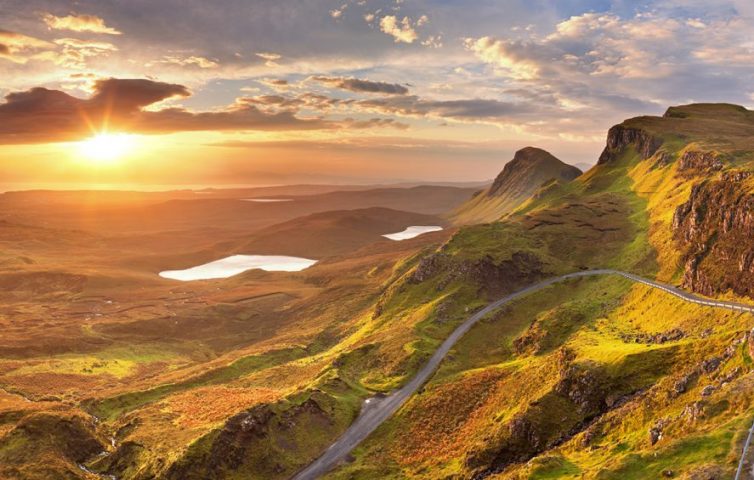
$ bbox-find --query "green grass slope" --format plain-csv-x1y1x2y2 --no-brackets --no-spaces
322,104,754,479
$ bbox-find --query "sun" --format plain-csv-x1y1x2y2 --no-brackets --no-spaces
77,133,135,163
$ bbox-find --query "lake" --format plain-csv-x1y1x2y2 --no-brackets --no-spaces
383,226,443,241
159,255,317,281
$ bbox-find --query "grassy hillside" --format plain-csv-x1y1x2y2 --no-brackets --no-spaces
321,104,754,479
237,207,446,258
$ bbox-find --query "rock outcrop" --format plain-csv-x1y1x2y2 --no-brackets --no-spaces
677,150,725,174
409,250,545,298
672,171,754,297
598,125,663,165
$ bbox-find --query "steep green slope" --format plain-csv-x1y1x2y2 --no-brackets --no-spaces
451,147,582,225
321,104,754,479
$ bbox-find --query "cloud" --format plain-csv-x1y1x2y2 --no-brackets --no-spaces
0,78,406,144
309,75,409,95
354,95,541,123
330,4,348,19
257,78,292,92
147,55,219,69
47,38,118,68
464,12,738,82
256,52,281,67
464,37,542,80
421,35,442,48
0,29,116,67
458,9,754,138
379,15,418,43
0,29,53,62
42,13,121,35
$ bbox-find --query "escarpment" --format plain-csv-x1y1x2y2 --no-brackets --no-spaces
598,124,664,164
673,171,754,297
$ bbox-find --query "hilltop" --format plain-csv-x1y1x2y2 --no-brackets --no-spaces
451,147,582,224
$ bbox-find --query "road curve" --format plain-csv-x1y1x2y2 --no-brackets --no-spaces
291,269,754,480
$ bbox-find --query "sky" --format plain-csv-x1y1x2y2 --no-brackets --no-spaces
1,0,753,187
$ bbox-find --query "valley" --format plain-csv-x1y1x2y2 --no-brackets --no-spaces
2,104,754,480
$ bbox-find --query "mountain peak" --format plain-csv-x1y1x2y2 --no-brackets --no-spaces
451,147,582,224
488,147,581,197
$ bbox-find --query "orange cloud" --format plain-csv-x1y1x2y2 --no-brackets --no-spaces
42,13,122,35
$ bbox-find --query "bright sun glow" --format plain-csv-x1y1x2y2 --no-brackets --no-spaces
78,133,135,163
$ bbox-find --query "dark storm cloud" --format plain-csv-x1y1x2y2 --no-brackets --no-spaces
310,76,409,95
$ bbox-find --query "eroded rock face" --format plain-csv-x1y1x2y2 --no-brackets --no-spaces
554,362,607,415
622,328,685,345
598,125,663,165
673,171,754,297
449,251,544,296
678,150,724,174
671,372,698,397
410,250,545,298
410,253,448,283
165,397,331,480
190,404,276,474
649,418,670,445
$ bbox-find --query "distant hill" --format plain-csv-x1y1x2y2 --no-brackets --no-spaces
237,207,446,258
573,162,594,172
450,147,582,224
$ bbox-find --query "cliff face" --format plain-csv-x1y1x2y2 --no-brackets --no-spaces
591,103,754,299
597,124,664,165
673,171,754,297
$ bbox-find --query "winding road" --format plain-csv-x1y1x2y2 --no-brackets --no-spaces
291,269,754,480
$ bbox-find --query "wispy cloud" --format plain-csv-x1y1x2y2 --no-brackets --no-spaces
309,75,409,95
42,13,121,35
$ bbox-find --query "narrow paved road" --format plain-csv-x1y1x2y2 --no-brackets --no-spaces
291,269,754,480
